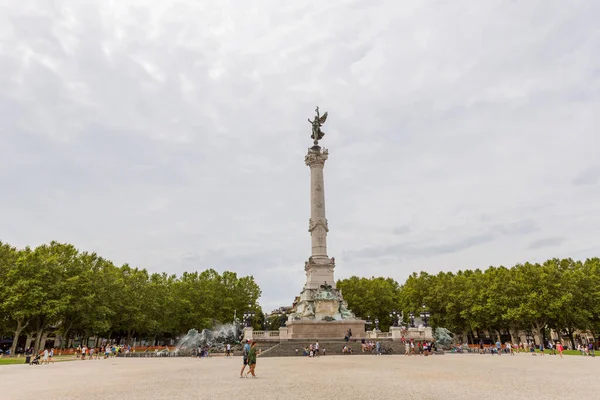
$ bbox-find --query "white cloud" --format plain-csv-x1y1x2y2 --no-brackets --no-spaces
1,0,599,312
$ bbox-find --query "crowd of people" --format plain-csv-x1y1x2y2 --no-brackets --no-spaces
473,340,598,358
403,339,436,356
75,343,132,359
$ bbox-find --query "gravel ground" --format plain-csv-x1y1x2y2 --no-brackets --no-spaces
1,354,598,400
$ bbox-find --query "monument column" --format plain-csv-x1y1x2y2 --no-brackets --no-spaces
283,107,364,341
304,145,335,290
306,146,329,259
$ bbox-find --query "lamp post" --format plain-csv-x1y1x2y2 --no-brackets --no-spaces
389,310,400,327
409,312,415,328
243,311,255,328
419,305,430,327
280,313,287,327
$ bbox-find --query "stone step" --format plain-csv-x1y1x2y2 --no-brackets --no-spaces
258,340,407,357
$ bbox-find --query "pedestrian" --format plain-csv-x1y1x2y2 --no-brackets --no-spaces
539,342,545,356
246,342,258,378
42,348,49,365
315,340,320,357
557,342,564,358
226,343,231,357
548,341,555,355
49,348,54,363
239,339,250,378
589,342,595,357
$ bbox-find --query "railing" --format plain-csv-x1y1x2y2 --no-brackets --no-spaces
377,332,392,338
250,331,280,341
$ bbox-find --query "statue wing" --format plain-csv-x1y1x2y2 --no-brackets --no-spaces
319,111,328,124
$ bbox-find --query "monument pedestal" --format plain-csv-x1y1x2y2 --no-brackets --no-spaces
286,319,366,340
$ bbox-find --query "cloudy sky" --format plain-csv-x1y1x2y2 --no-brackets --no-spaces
1,0,599,312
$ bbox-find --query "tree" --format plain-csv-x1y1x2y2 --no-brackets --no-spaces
338,276,401,331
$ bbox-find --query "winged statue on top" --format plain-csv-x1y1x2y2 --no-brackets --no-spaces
308,106,328,145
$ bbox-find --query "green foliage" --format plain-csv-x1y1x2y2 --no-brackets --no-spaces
0,241,261,353
337,276,402,331
395,258,600,343
338,258,600,344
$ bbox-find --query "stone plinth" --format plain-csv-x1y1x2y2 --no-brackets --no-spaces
243,327,253,341
279,327,289,341
390,326,404,340
286,320,366,340
404,327,434,340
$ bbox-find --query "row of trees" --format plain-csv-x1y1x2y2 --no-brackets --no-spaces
0,241,261,356
338,258,600,346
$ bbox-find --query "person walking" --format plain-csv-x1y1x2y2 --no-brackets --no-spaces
226,343,231,357
239,340,250,378
547,341,555,355
314,340,320,357
557,341,564,358
246,342,258,378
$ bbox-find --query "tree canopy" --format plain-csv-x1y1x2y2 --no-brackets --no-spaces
338,257,600,345
0,240,261,355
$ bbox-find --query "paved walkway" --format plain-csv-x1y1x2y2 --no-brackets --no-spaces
1,354,598,399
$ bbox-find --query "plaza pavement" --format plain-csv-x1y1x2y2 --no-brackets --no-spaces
1,354,598,400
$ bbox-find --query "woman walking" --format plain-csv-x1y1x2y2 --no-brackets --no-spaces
246,342,258,378
557,341,564,358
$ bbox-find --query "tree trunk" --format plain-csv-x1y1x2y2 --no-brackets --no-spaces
33,328,44,354
61,325,72,349
39,332,49,351
10,320,28,356
567,328,576,349
24,334,33,350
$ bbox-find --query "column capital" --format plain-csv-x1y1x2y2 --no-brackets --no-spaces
305,147,328,167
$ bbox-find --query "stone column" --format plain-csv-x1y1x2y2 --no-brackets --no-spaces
305,146,329,259
304,146,335,290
